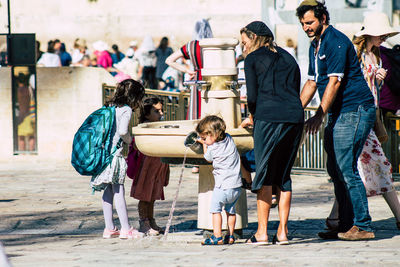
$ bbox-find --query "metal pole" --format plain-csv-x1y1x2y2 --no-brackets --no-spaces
7,0,16,152
7,0,11,34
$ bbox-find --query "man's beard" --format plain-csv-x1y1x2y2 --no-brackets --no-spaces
307,22,323,38
315,23,323,36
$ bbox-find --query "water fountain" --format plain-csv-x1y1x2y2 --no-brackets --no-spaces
132,38,253,232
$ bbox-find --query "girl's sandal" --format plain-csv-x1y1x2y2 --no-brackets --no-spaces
149,218,165,234
201,235,223,245
224,235,235,245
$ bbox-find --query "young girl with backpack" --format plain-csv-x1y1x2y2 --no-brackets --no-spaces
90,79,145,239
129,96,170,236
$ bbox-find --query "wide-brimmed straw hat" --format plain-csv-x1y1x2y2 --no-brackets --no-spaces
355,12,399,38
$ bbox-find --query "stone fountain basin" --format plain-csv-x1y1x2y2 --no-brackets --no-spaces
132,120,253,159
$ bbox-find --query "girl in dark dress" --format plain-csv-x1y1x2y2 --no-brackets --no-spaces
241,21,304,245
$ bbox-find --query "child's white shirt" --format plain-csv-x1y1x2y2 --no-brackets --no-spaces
204,134,242,189
112,105,132,156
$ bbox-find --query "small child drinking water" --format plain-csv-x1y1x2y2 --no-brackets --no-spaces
196,115,242,245
130,96,170,236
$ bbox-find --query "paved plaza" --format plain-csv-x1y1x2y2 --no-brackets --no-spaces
0,162,399,266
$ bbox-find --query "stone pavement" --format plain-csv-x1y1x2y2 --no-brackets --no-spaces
0,162,399,267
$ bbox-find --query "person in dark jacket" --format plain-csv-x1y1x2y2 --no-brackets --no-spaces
155,37,173,83
111,44,125,64
59,43,72,66
241,21,304,245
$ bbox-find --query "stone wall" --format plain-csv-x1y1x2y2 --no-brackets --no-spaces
0,67,116,163
0,68,13,161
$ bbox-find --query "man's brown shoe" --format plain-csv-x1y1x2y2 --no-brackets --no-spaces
337,226,375,241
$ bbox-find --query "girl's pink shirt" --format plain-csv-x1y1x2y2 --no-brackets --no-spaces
95,50,113,69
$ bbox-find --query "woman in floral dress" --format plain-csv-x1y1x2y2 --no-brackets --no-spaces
326,12,400,230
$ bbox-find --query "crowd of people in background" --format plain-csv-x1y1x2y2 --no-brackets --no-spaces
35,35,182,93
33,31,299,102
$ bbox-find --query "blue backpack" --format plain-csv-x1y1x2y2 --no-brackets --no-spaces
71,106,119,176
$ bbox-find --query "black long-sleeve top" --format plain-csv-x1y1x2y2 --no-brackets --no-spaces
244,46,304,123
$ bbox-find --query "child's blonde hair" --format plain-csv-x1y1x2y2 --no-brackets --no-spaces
196,115,226,142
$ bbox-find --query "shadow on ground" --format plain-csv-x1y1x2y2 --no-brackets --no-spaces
2,209,399,247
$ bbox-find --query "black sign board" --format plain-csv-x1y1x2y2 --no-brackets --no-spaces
7,33,36,65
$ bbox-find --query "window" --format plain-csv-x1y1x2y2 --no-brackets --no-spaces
12,66,37,153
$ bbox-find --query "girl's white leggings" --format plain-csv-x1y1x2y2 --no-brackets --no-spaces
102,184,130,231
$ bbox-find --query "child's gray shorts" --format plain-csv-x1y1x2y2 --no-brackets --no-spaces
210,187,241,214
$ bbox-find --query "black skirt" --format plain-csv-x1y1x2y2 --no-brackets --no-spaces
252,120,304,193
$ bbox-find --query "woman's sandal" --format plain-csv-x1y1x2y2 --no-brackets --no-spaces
272,234,289,245
224,235,235,245
245,234,268,245
201,235,223,245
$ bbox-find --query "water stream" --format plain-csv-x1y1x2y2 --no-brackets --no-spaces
163,147,189,239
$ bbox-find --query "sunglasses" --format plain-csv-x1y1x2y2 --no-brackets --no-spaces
380,34,390,41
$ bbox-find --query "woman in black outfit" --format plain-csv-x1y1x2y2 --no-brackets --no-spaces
241,21,304,245
155,37,173,83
